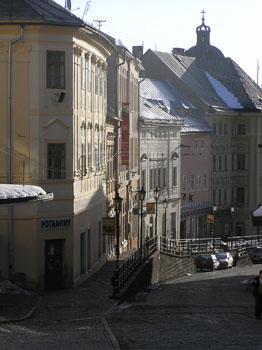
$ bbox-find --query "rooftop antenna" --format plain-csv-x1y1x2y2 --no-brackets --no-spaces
82,0,92,20
257,59,260,86
93,19,106,31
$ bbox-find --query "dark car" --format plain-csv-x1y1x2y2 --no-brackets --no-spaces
252,247,262,263
195,254,220,271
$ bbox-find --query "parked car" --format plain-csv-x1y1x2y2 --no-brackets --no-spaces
215,252,234,269
252,247,262,263
195,254,220,271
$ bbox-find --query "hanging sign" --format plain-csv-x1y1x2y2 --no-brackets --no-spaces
102,217,116,235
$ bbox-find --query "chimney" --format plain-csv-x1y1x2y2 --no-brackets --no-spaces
132,46,144,60
172,48,185,55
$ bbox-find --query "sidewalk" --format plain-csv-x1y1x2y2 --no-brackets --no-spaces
0,249,136,323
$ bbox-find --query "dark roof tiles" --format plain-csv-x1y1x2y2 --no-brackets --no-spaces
0,0,83,26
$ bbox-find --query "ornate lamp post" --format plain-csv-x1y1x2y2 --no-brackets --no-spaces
213,204,217,250
230,206,235,243
164,198,168,237
139,187,146,258
113,192,123,268
153,187,160,236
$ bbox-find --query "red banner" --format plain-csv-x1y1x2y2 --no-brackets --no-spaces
121,103,129,165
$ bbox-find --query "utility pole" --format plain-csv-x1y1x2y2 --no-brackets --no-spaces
93,19,106,31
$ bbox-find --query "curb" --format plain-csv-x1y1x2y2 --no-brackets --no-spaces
0,296,41,323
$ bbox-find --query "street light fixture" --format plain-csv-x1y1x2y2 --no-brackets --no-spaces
230,206,235,238
153,187,160,236
139,187,146,258
163,198,168,237
212,204,217,250
113,191,123,268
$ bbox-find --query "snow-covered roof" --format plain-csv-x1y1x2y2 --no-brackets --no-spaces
0,185,53,204
205,72,243,109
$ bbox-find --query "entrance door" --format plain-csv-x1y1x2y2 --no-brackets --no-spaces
45,239,64,289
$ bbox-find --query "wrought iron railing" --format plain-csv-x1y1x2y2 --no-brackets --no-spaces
111,234,262,297
112,236,158,297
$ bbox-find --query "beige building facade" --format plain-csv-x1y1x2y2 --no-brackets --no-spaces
0,1,114,289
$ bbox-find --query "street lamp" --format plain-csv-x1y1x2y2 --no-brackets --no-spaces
164,198,168,237
212,204,217,250
113,191,123,268
139,187,146,258
230,206,235,238
153,187,160,236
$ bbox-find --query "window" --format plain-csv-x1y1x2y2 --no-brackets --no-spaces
88,58,92,92
141,169,146,189
224,188,227,204
213,189,216,204
88,142,92,171
47,143,66,179
95,64,98,95
224,123,227,135
201,139,205,148
237,154,245,170
150,169,154,189
172,166,177,187
95,143,99,170
182,174,187,193
81,55,86,90
219,123,222,135
218,189,222,205
203,171,208,189
100,67,103,96
46,51,65,89
219,155,222,171
213,122,216,134
163,168,167,187
213,155,216,171
194,139,198,149
80,143,87,177
191,173,195,191
197,172,201,190
224,155,227,171
238,124,246,135
236,187,245,204
231,154,234,170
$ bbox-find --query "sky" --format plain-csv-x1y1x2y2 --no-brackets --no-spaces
55,0,262,85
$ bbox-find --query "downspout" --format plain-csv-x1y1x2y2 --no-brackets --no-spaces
8,25,24,281
137,70,145,181
114,47,126,191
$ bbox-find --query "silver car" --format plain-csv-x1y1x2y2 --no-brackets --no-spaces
215,252,234,269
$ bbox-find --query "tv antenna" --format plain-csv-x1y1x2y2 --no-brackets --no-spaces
82,0,92,20
93,19,106,31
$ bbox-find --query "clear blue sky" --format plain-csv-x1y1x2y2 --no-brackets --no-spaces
55,0,262,84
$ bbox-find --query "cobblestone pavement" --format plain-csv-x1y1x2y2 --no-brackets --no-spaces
107,264,262,350
0,259,122,350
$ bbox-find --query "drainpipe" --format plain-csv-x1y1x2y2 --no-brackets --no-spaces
138,70,145,181
114,47,126,191
8,25,24,280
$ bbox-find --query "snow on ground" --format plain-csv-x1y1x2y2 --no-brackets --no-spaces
0,280,31,295
0,184,47,199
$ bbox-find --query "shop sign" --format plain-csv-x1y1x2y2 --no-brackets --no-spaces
40,217,72,230
102,217,116,235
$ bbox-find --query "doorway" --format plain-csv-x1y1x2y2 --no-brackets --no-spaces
45,239,64,289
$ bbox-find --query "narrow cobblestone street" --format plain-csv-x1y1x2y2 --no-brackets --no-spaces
108,264,262,350
0,263,261,349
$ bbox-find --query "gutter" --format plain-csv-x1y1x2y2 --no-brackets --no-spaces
8,25,24,281
114,47,127,191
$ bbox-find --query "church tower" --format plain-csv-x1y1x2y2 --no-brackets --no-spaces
196,10,211,46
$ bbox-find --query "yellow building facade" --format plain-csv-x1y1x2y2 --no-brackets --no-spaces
0,2,114,289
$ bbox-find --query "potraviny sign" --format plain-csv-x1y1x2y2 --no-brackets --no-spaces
40,217,72,230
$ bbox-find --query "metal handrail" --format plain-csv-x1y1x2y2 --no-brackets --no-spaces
112,236,158,296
